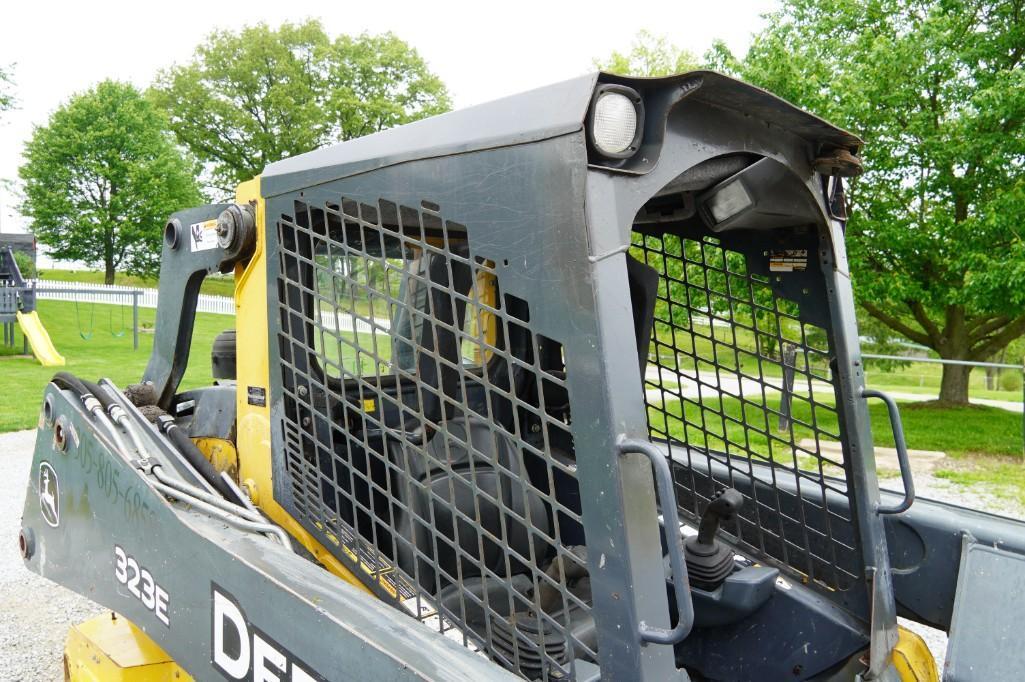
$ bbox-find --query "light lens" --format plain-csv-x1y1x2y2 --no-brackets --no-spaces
707,180,753,223
592,92,638,156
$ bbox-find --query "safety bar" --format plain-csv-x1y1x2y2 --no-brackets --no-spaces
617,436,695,645
862,388,915,515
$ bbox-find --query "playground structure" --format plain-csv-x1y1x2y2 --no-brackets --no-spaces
1,247,146,366
0,246,64,366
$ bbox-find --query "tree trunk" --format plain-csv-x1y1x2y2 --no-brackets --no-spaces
938,362,972,405
104,260,115,285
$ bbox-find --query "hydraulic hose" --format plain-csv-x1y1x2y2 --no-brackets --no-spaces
156,415,239,502
48,371,282,547
52,372,131,457
53,371,239,504
50,371,91,398
81,379,115,411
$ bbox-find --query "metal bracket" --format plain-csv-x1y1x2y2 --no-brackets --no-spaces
861,389,915,515
142,204,233,409
617,436,694,645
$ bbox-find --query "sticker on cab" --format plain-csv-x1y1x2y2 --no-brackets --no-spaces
769,249,808,272
190,219,219,252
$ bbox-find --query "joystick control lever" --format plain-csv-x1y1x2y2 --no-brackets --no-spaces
685,488,744,591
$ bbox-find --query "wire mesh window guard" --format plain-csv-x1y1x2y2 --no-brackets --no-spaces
632,229,861,591
274,197,595,680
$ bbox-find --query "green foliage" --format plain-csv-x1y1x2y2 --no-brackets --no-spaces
12,251,35,279
594,30,699,76
19,81,202,284
0,63,15,115
632,231,805,364
1000,370,1023,392
150,20,451,193
712,0,1025,403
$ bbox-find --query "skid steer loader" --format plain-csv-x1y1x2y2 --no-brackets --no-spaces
19,71,1025,681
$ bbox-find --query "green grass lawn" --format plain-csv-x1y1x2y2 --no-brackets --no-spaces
864,365,1022,402
0,299,233,432
651,394,1022,462
652,392,1024,507
37,268,237,298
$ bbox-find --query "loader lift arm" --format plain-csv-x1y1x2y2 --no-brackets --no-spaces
22,383,513,681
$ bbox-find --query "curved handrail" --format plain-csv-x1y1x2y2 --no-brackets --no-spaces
617,436,695,645
862,388,916,515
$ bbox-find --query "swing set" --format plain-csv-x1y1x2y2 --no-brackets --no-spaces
34,285,142,349
73,297,129,340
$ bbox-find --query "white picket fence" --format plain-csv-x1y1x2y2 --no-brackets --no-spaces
317,310,392,335
31,279,236,316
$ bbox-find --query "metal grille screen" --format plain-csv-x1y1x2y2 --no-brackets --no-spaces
275,197,594,680
632,229,861,591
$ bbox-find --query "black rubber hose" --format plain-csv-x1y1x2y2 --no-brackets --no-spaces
50,371,91,398
160,418,238,502
54,372,242,506
80,379,116,412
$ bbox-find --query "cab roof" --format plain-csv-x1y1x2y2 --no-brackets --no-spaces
261,70,861,197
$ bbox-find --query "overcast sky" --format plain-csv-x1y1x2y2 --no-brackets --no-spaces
0,0,776,252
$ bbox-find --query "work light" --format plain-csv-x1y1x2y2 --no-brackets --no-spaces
589,85,644,159
705,179,754,224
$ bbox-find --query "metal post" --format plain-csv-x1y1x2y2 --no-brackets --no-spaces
778,342,797,432
133,291,139,350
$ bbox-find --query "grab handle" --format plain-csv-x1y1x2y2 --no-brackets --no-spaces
862,388,915,514
617,437,694,645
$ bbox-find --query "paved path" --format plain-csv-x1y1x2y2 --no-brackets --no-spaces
645,367,1023,413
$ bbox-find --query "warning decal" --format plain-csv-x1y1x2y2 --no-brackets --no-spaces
189,219,219,252
769,249,808,272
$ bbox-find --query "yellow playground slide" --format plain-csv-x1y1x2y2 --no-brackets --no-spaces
16,310,65,367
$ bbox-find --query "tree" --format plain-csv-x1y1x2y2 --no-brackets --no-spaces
709,0,1025,404
19,81,202,284
13,251,35,279
594,30,699,76
150,20,451,194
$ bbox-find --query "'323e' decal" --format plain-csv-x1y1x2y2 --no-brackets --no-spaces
114,545,170,626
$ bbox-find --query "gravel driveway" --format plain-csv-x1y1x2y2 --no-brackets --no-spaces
1,429,100,682
1,428,1023,680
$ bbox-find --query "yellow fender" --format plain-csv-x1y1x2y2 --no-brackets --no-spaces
894,627,940,682
64,613,192,681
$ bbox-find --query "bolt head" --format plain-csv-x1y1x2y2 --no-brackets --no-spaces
216,209,237,249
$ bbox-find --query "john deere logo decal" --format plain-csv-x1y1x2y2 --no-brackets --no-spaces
38,462,60,528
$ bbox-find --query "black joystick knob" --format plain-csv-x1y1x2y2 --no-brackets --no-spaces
684,488,744,591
